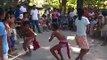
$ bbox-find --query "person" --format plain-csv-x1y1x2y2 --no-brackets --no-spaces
89,16,97,36
21,21,39,54
4,13,13,54
15,5,22,21
0,8,9,60
51,8,59,25
49,24,70,60
19,4,27,13
75,8,90,60
68,8,76,30
9,15,17,54
23,12,29,22
30,5,41,33
40,14,48,32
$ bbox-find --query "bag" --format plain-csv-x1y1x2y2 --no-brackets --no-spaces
33,38,40,51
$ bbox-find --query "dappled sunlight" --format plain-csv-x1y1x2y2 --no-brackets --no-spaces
70,46,80,53
41,46,51,50
94,58,104,60
67,36,75,41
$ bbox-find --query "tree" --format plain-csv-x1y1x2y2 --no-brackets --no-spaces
77,0,84,9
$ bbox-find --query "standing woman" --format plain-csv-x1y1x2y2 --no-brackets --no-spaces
75,8,90,60
0,8,9,60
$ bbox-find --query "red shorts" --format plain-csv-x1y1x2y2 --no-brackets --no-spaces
75,36,89,49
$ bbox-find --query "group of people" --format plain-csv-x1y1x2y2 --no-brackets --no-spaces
0,2,106,60
0,4,91,60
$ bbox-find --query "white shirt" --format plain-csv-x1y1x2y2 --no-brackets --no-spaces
69,11,76,17
89,12,95,16
31,9,39,20
75,16,90,36
19,14,23,19
20,6,27,13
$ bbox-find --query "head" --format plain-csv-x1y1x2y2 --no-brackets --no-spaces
23,12,29,18
0,8,5,20
51,24,59,31
77,8,84,20
53,8,57,12
33,5,36,9
42,14,46,18
10,15,15,21
4,12,10,22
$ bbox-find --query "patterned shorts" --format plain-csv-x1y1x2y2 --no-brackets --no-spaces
75,36,89,49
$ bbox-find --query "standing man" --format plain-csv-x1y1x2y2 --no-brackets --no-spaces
30,5,41,33
0,8,9,60
75,8,90,60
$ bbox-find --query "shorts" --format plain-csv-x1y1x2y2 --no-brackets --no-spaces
10,35,15,48
75,36,89,49
59,40,68,47
2,53,8,60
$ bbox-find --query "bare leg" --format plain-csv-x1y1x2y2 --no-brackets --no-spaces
26,40,33,53
76,49,89,60
23,41,27,51
50,44,62,60
59,53,64,60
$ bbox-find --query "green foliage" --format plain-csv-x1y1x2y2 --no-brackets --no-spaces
27,0,107,9
48,0,60,8
67,0,77,9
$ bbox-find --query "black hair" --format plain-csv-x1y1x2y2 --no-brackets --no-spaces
42,14,46,18
77,8,84,20
51,23,59,30
4,12,10,21
0,8,5,17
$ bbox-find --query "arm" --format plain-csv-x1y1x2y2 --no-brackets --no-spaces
0,36,4,60
85,17,90,33
49,32,55,42
86,24,90,33
26,28,37,39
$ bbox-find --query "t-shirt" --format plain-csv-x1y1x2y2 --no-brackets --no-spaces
20,6,27,13
31,9,39,20
75,16,90,36
90,20,97,28
69,11,76,18
52,11,59,19
15,9,22,19
0,21,9,54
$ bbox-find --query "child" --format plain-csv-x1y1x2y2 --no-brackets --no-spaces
23,12,30,22
4,13,13,54
41,14,48,32
75,8,90,60
89,16,97,36
9,15,17,54
49,24,70,60
22,21,40,54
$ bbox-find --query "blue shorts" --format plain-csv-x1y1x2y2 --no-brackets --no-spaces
10,35,15,48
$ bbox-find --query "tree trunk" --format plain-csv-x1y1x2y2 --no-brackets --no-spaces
59,0,62,11
62,0,67,14
77,0,84,9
